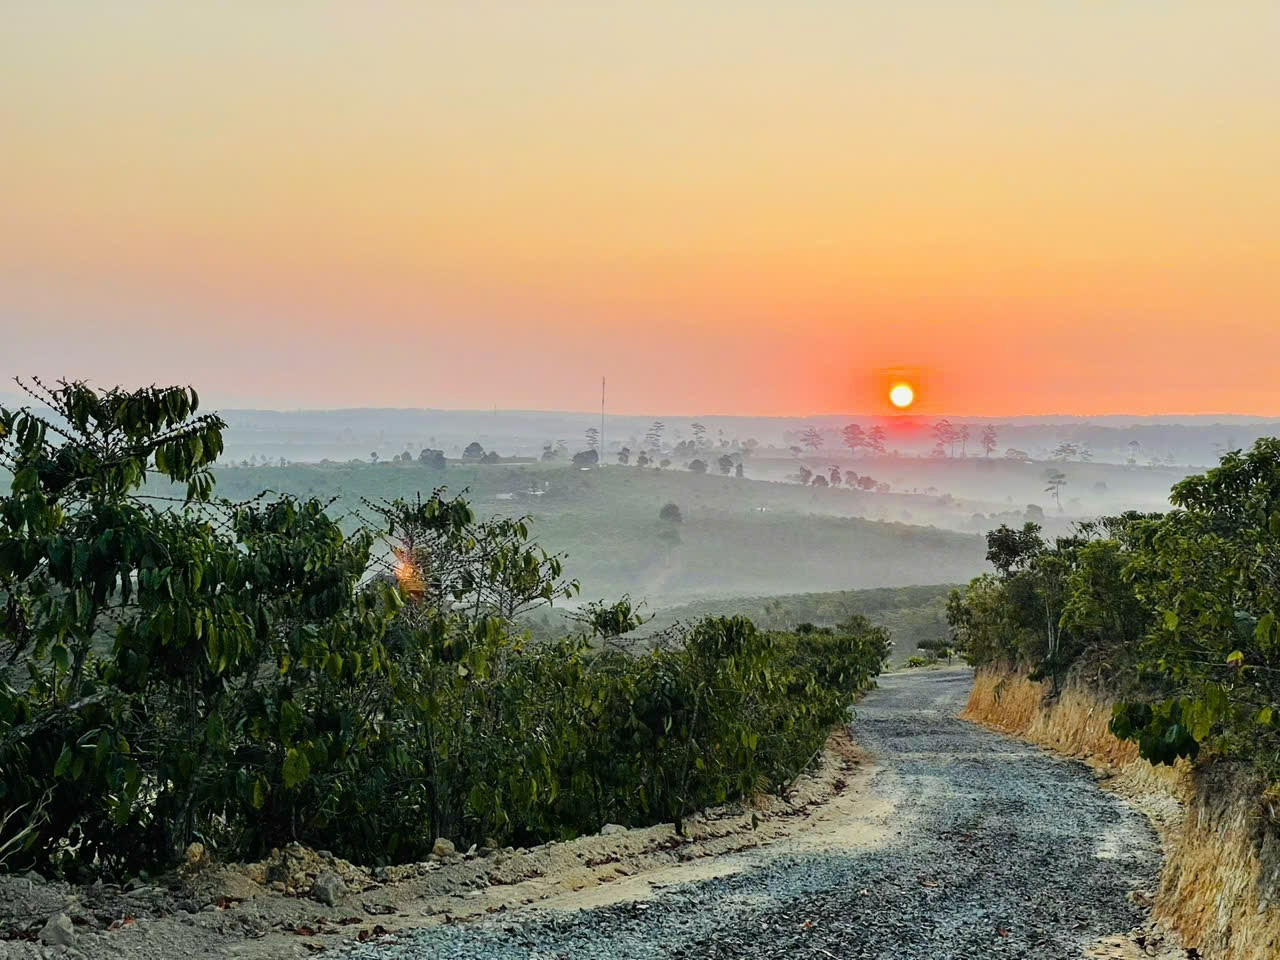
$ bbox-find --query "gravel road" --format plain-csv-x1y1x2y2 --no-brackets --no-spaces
343,668,1162,959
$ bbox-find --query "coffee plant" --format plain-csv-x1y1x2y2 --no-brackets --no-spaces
0,379,887,878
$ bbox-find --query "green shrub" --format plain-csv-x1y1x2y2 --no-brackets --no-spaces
948,440,1280,784
0,379,886,878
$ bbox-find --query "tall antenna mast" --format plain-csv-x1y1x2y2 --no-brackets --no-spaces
599,376,606,469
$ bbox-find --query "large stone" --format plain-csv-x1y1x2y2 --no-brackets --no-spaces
309,872,346,907
431,837,456,858
600,823,628,837
38,912,75,947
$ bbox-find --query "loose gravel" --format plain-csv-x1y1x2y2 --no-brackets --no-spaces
343,668,1164,959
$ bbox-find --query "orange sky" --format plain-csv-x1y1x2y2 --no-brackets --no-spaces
3,3,1278,415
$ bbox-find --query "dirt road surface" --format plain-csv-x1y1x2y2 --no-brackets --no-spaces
342,668,1165,959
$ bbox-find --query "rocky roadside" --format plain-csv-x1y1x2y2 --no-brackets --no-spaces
0,732,873,959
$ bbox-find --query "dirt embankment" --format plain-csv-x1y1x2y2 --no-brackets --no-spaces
965,669,1280,960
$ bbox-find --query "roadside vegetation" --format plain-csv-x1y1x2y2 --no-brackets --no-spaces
0,380,888,880
522,584,954,664
948,439,1280,781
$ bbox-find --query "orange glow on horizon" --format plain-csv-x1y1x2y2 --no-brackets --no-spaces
2,4,1278,415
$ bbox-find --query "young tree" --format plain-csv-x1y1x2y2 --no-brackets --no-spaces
958,424,972,457
690,422,707,447
1127,439,1141,465
981,425,998,457
734,462,744,478
584,426,600,451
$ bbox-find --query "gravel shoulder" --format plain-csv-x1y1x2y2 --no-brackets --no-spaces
341,667,1166,959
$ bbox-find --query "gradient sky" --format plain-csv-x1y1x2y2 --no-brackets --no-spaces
3,3,1278,416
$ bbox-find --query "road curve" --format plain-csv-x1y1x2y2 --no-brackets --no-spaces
345,668,1162,959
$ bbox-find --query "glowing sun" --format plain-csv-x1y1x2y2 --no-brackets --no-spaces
889,382,915,409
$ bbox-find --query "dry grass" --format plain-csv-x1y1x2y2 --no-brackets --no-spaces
966,668,1280,960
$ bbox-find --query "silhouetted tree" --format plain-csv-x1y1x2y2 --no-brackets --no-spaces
585,426,600,451
794,465,813,485
463,441,485,460
981,425,998,457
734,462,744,478
1044,468,1068,511
572,449,599,468
617,446,631,465
800,426,824,451
691,422,707,447
868,425,887,455
418,448,446,469
1051,441,1079,461
659,502,683,523
645,420,665,449
717,454,733,475
842,423,865,456
932,420,958,457
688,458,708,474
812,474,829,488
829,466,842,486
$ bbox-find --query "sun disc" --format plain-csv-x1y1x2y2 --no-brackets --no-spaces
889,382,915,409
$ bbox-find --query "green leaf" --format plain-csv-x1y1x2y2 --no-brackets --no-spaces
53,746,74,779
1226,650,1245,667
282,748,311,789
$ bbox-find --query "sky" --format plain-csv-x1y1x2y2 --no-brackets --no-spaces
3,2,1278,416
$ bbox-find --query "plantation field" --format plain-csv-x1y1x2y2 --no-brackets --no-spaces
200,461,987,605
525,583,954,664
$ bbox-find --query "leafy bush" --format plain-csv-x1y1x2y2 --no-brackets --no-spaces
948,439,1280,783
0,379,886,878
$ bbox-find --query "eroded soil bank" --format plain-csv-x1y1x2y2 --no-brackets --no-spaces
966,668,1280,960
